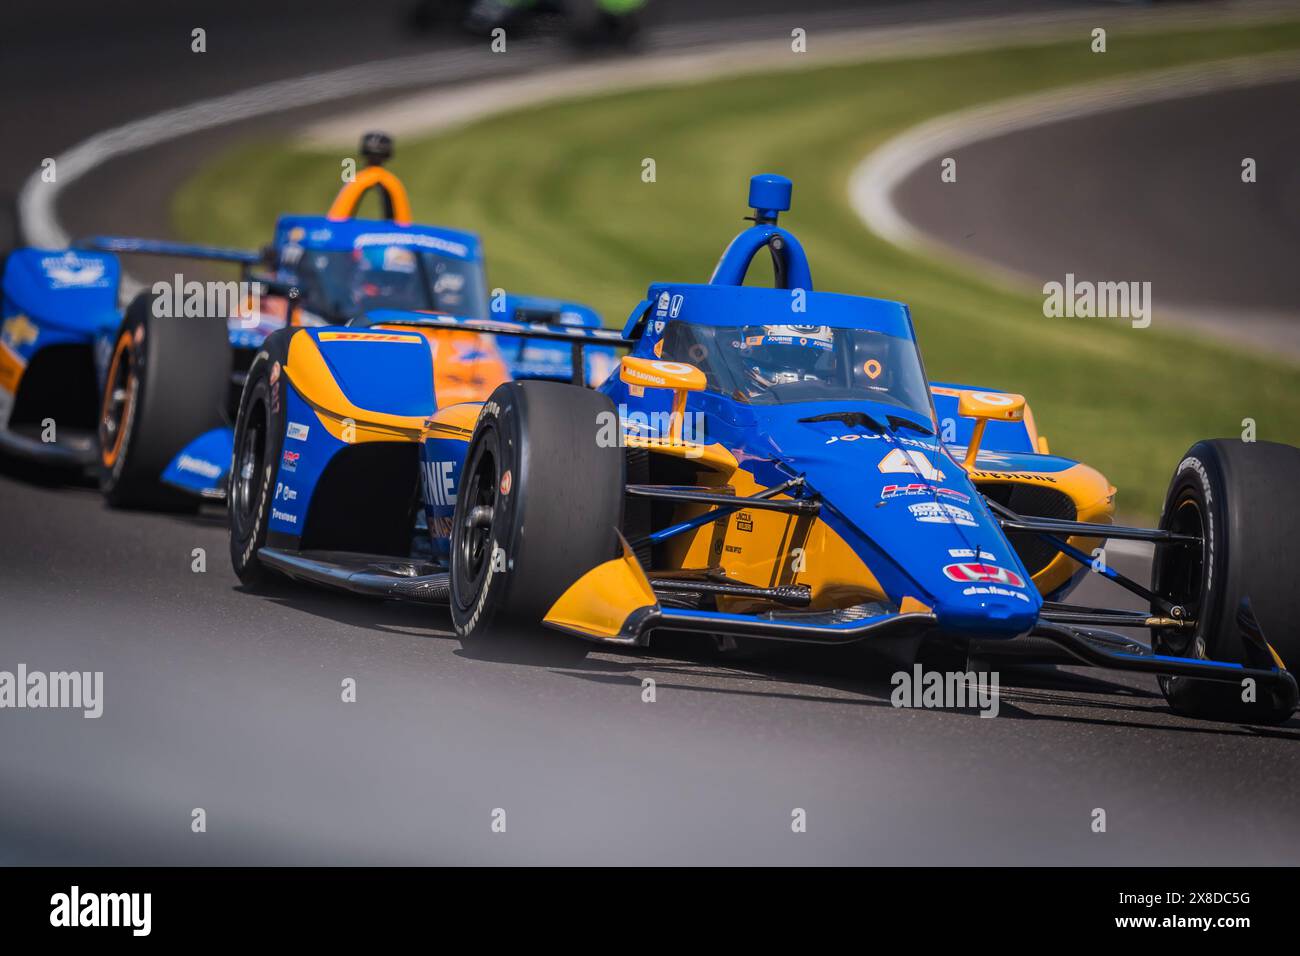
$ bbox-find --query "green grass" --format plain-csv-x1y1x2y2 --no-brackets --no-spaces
173,21,1300,517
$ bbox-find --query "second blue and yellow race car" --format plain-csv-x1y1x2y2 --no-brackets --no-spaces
0,132,608,509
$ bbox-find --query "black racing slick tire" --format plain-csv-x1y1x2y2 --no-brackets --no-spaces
449,381,624,660
229,329,293,590
99,291,230,511
1151,439,1300,725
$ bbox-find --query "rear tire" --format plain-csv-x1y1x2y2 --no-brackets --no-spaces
449,381,624,662
229,329,293,590
1151,439,1300,724
98,291,229,510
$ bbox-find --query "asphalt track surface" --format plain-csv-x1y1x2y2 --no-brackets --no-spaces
2,1,1298,865
892,76,1300,354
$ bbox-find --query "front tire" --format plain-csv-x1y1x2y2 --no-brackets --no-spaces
1151,439,1300,724
99,291,230,510
229,330,293,589
449,381,624,661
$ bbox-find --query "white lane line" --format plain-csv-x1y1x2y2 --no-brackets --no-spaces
21,0,1279,263
299,4,1282,146
850,49,1300,266
847,47,1300,353
17,45,548,250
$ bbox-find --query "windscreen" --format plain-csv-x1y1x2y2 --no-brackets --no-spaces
658,320,933,419
293,248,487,320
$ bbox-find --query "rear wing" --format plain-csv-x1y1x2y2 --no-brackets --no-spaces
75,235,262,265
364,308,633,386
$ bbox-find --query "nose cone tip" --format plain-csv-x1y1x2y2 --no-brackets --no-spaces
934,594,1040,638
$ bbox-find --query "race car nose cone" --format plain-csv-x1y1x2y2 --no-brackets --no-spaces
933,591,1039,639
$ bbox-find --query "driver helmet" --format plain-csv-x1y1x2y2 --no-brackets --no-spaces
738,325,835,388
351,244,418,306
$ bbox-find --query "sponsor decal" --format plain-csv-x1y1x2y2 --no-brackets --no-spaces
735,511,754,532
971,470,1057,483
271,507,298,526
1,315,39,350
943,562,1025,588
177,455,221,479
286,421,310,441
498,469,512,496
826,432,935,449
274,482,298,502
654,291,684,319
353,232,470,258
949,548,997,560
909,502,976,527
863,359,882,380
881,483,969,503
281,450,299,473
317,331,422,344
968,390,1016,406
382,246,417,274
962,585,1030,604
877,448,944,481
40,251,110,289
420,459,457,508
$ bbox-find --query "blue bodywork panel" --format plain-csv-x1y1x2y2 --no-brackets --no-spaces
2,249,121,337
305,327,435,417
161,427,234,497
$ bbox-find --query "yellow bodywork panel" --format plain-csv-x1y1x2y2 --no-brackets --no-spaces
544,537,658,640
285,327,507,445
970,461,1117,597
649,452,887,612
285,332,428,443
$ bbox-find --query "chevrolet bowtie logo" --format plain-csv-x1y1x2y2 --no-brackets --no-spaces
1,315,39,349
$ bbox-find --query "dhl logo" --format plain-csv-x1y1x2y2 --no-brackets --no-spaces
317,331,423,344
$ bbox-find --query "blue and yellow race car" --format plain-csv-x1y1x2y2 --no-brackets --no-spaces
229,173,1300,725
0,132,608,509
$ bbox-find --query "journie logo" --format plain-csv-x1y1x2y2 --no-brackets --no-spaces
943,562,1025,588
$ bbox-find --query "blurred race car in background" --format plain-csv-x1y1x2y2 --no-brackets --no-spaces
408,0,646,47
226,173,1300,726
0,132,612,510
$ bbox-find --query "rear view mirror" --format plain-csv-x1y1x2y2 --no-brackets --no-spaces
620,358,706,443
957,390,1025,468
